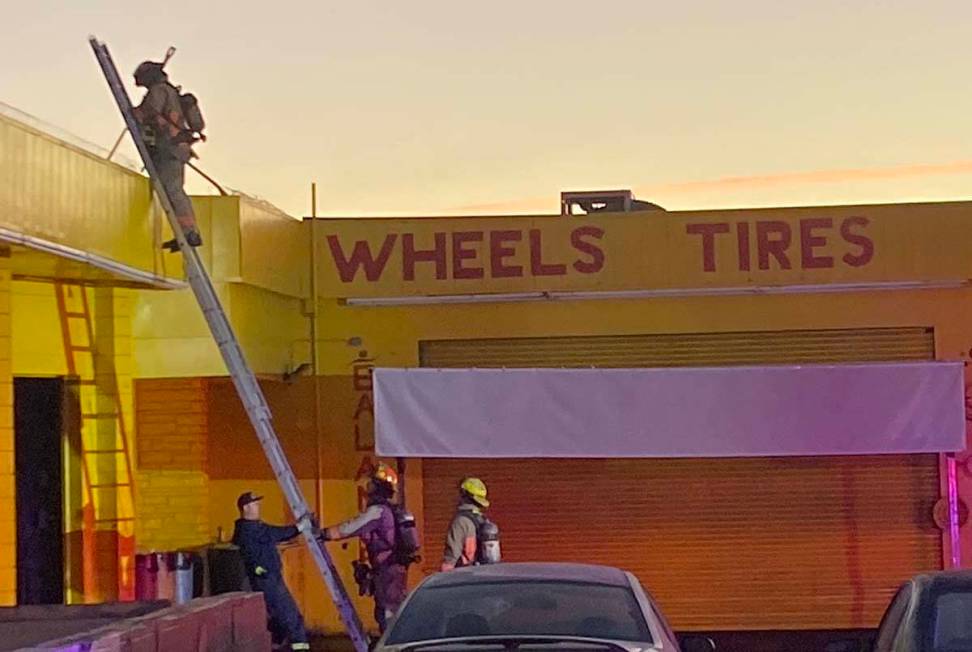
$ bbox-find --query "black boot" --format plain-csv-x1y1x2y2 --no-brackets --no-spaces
161,230,203,253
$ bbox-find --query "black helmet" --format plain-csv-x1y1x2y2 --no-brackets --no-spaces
133,61,166,87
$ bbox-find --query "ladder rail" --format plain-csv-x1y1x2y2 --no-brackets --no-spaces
88,37,370,652
77,284,137,511
55,280,138,600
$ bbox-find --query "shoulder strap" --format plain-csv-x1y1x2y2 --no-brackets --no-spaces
459,510,484,528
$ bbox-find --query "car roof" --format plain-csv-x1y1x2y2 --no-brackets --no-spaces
421,563,632,588
912,569,972,591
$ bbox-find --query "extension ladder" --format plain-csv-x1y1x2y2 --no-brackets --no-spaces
89,36,369,652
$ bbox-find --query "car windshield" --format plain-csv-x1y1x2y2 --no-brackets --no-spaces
932,590,972,651
385,580,653,645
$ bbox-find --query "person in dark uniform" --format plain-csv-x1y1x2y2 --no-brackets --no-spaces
232,492,313,651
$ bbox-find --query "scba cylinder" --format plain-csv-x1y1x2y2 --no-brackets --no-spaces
478,520,501,565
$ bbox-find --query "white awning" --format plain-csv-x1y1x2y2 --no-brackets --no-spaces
374,363,965,458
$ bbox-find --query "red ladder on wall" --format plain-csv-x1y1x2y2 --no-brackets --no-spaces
54,281,136,601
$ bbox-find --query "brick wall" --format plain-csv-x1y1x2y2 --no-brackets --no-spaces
0,257,13,604
134,378,211,551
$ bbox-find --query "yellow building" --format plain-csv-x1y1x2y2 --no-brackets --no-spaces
4,105,972,643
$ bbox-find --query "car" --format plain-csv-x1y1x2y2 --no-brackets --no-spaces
375,562,715,652
827,570,972,652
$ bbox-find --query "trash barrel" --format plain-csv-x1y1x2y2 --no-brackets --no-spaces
207,544,250,594
135,553,160,600
156,552,175,601
173,552,194,604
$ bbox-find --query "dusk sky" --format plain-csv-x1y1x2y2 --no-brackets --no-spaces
4,1,972,217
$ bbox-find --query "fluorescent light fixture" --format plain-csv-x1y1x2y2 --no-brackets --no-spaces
344,279,970,307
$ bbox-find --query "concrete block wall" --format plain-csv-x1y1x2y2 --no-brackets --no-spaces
134,378,212,551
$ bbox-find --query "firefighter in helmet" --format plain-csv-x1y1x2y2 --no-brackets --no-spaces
132,58,203,252
321,462,409,633
441,477,491,571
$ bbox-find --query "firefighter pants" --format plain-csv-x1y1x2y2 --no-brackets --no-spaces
373,563,408,633
253,574,309,649
151,149,199,235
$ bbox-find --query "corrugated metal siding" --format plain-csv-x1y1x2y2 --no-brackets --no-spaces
420,327,942,631
419,327,934,368
0,112,165,277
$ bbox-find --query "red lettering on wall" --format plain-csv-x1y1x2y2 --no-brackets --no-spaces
327,234,397,282
800,218,834,269
737,222,751,272
756,221,792,270
570,226,605,274
841,217,874,267
353,392,373,421
529,229,567,276
489,231,524,278
402,233,447,281
686,223,730,272
452,231,485,280
350,352,376,452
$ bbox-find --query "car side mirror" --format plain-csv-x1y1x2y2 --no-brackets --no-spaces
680,635,716,652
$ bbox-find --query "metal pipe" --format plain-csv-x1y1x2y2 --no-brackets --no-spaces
187,162,229,196
343,279,971,307
397,458,407,508
107,127,126,161
310,183,323,517
947,453,962,568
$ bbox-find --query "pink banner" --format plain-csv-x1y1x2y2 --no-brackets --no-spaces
374,363,966,458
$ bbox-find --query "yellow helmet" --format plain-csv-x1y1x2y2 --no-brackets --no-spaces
460,477,490,508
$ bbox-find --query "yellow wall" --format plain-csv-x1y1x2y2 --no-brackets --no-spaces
6,280,138,602
0,255,15,606
312,201,972,298
0,113,174,281
189,195,307,299
134,196,307,379
132,281,307,378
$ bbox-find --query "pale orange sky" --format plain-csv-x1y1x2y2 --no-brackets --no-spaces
4,1,972,217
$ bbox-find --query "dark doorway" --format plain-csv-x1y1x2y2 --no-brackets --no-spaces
15,377,65,604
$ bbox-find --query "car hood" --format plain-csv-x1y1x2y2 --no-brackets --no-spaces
374,635,661,652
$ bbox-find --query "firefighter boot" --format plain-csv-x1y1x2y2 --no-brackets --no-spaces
162,229,203,252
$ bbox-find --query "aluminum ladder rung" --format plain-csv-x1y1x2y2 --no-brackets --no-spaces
89,36,368,652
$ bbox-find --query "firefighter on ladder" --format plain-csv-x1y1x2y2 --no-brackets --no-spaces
131,58,203,252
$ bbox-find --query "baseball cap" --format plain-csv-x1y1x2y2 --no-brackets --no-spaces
237,491,263,510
